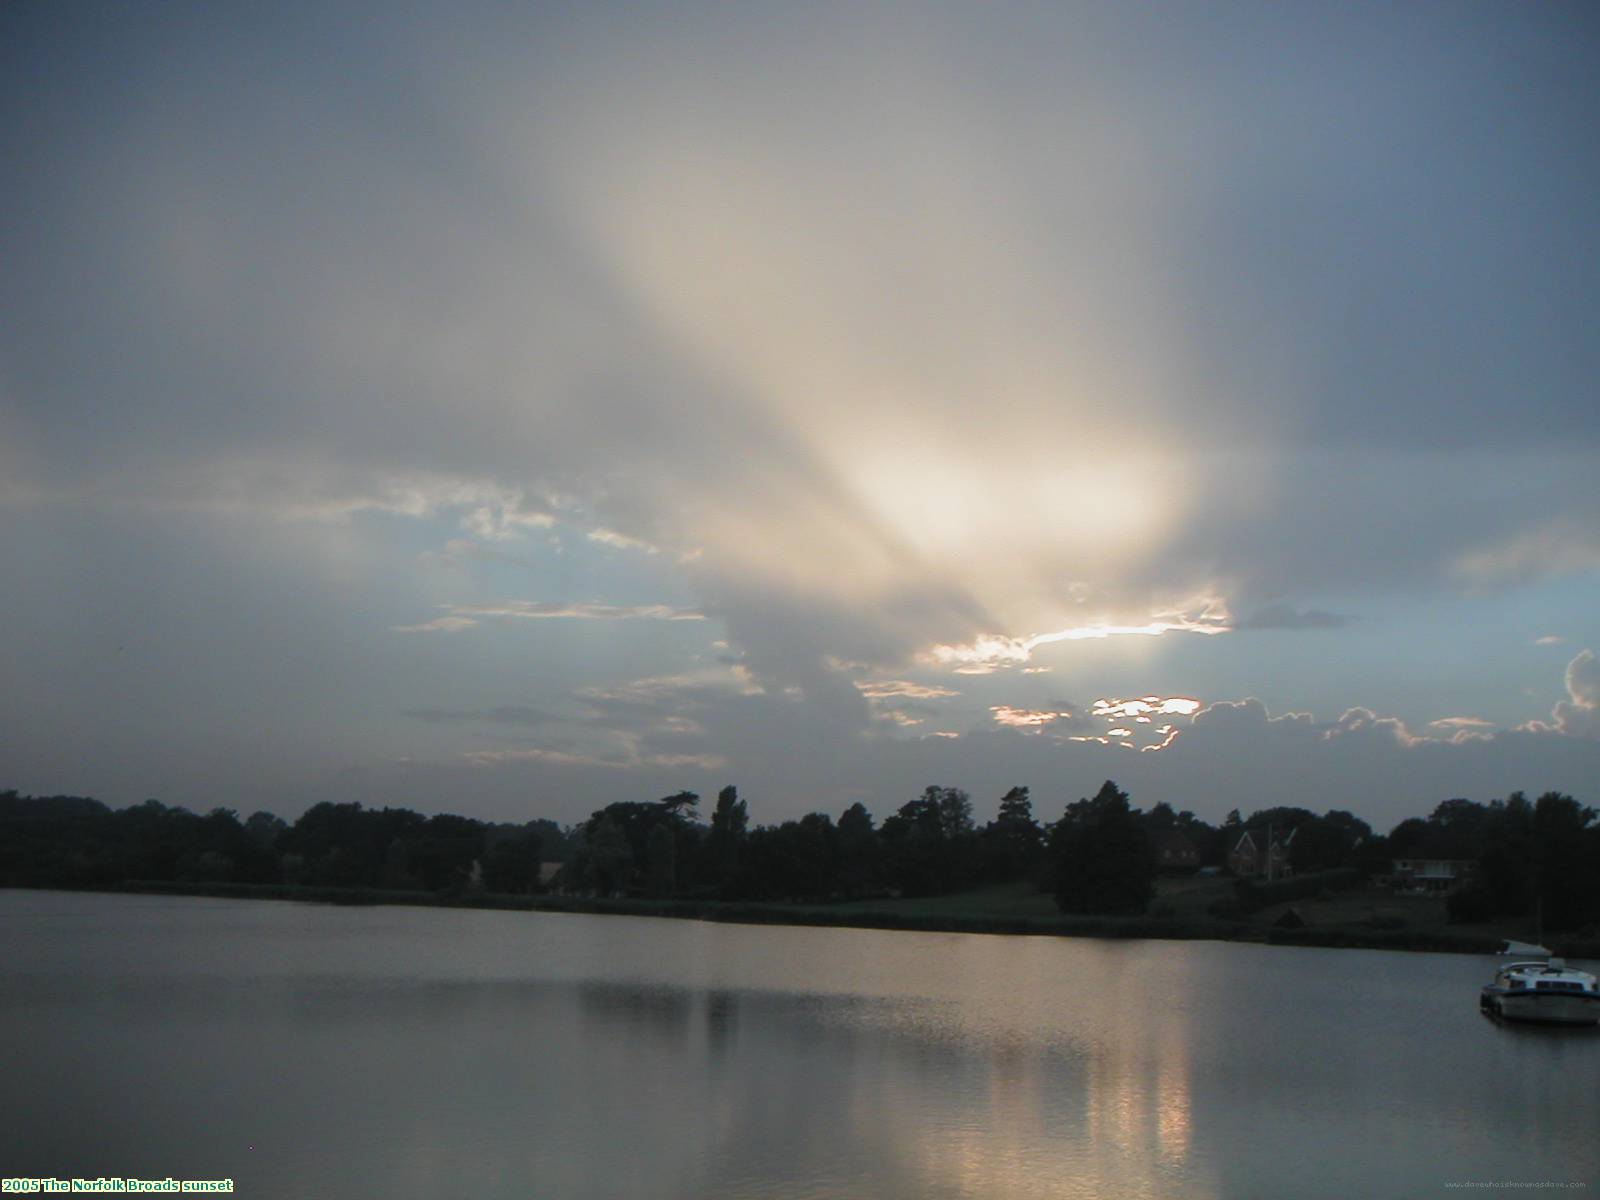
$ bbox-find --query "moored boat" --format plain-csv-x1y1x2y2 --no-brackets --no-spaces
1479,943,1600,1026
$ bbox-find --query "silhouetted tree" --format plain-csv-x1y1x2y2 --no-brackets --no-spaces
1289,810,1373,873
484,832,543,894
1532,792,1599,930
1145,802,1177,831
1052,781,1156,914
727,813,840,902
707,785,749,885
1387,817,1429,859
585,816,632,896
836,801,881,897
244,811,287,848
881,786,975,896
981,786,1043,881
645,823,677,895
581,791,702,894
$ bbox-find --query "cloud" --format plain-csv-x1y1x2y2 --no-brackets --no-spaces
1535,635,1566,646
1148,696,1600,823
575,669,764,710
1552,649,1599,738
854,680,961,701
391,616,479,634
1091,697,1203,720
461,503,556,542
853,679,957,728
587,528,659,554
420,539,543,572
989,706,1077,730
233,662,1600,829
987,697,1192,750
17,3,1592,690
88,460,565,533
409,601,706,626
403,705,556,727
1325,706,1429,749
1428,716,1494,732
1236,603,1351,631
461,747,728,772
395,600,706,632
1453,521,1600,589
928,600,1232,671
875,710,925,728
418,668,759,785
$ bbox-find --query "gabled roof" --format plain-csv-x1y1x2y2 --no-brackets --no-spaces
1230,825,1295,854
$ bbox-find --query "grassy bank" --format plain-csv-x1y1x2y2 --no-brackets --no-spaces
27,876,1597,959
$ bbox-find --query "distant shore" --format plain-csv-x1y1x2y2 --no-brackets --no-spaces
19,879,1599,960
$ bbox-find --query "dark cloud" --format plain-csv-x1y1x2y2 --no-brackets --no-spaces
1237,604,1352,631
309,687,1600,834
403,706,557,727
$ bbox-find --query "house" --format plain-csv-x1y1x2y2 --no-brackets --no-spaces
1150,829,1200,873
1226,826,1295,879
1387,831,1477,892
1389,855,1475,892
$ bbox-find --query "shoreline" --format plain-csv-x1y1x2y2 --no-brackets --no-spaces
13,879,1596,959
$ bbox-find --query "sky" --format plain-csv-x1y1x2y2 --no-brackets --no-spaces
3,1,1598,833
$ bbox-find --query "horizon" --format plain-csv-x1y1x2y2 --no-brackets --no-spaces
3,2,1598,831
1,763,1585,846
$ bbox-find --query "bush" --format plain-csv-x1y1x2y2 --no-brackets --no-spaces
1447,884,1498,924
1233,868,1362,914
1361,914,1408,931
1207,896,1244,920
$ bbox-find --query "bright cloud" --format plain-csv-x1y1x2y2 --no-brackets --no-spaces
1429,716,1494,731
391,616,480,634
587,528,659,554
855,680,961,701
986,696,1196,752
1552,650,1600,738
876,710,924,728
989,706,1075,729
1092,697,1203,719
929,606,1231,672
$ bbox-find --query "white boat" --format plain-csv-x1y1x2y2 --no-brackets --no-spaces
1479,943,1600,1026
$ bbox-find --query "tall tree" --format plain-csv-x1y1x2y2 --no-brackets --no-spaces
586,816,632,896
837,802,880,897
707,785,749,884
646,823,678,896
1052,780,1156,915
983,786,1042,882
484,831,543,894
882,786,975,896
937,788,975,839
1531,791,1599,931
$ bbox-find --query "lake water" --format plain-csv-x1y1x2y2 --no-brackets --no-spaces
2,891,1596,1198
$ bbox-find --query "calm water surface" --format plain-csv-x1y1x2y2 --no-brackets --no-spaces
3,891,1596,1198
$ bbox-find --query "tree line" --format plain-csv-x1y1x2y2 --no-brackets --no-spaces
2,783,1594,928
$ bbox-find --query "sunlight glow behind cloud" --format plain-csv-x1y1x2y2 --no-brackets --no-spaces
929,607,1231,672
